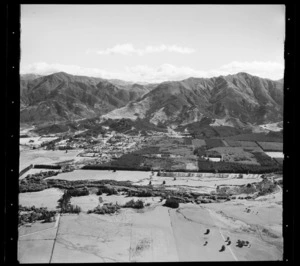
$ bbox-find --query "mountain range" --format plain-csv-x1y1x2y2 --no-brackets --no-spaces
20,72,153,123
20,72,283,129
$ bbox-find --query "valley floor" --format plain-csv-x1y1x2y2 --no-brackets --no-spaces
18,126,283,262
18,181,282,263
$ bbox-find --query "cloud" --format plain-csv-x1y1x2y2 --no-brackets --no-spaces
93,43,195,56
20,62,121,79
216,61,284,80
125,64,207,83
21,61,284,83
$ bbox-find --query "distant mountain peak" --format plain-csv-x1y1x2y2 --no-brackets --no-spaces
49,71,73,80
20,71,283,127
20,73,44,81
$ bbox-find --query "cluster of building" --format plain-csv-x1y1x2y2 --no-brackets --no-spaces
73,132,147,163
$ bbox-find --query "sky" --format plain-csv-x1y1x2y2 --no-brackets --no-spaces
20,4,285,83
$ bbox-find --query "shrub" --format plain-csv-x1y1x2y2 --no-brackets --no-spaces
193,146,206,157
67,187,89,197
88,203,120,215
57,191,81,213
19,178,48,193
18,205,57,226
123,199,144,209
256,179,277,196
134,189,153,197
164,198,179,208
96,188,103,195
101,185,118,195
98,197,103,203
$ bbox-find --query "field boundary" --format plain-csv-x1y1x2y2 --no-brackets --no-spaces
19,164,33,177
49,214,61,263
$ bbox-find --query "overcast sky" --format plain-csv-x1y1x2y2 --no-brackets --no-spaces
20,4,285,82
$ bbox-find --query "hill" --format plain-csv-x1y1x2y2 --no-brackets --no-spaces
20,72,283,129
103,72,283,127
20,72,152,124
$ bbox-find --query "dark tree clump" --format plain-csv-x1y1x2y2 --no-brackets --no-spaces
163,198,179,208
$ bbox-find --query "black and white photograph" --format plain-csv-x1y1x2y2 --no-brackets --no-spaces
13,4,290,263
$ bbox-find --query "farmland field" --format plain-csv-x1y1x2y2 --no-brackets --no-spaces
273,158,283,165
159,146,193,156
207,147,259,165
45,170,152,183
265,152,284,158
19,136,58,146
19,149,83,170
144,157,175,171
205,139,226,149
19,187,282,262
70,194,162,212
20,168,60,179
257,142,283,152
191,139,206,148
155,138,194,156
19,188,63,210
211,125,243,137
224,140,259,148
18,126,283,263
225,133,283,142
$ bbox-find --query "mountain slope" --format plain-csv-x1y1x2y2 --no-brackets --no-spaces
20,72,152,124
20,72,283,128
103,72,283,127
